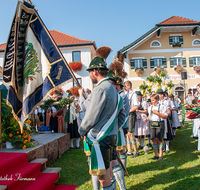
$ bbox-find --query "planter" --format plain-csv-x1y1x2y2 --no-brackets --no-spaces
69,61,82,72
6,142,14,149
175,67,184,74
172,44,181,47
155,68,164,75
135,69,144,77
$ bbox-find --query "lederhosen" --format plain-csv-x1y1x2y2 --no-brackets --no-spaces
149,104,165,141
128,92,136,133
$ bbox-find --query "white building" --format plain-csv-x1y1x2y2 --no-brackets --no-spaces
0,30,97,92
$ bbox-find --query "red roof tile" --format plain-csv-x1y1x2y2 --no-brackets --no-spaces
0,30,94,50
158,16,200,25
0,43,6,50
49,30,93,45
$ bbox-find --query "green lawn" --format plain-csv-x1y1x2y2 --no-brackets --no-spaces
49,121,200,190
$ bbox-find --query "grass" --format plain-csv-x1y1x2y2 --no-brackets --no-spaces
49,121,200,190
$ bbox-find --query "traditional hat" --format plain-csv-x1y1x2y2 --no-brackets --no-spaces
156,89,164,94
115,77,124,86
147,99,151,102
107,70,116,82
136,91,142,96
87,46,112,71
169,94,174,98
188,91,192,94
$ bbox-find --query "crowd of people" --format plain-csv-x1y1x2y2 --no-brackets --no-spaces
29,49,200,190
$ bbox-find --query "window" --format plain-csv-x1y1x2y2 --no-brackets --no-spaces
72,51,81,62
169,36,183,47
135,59,143,68
154,59,162,66
189,57,200,67
170,57,186,68
73,78,82,87
150,40,161,47
174,58,182,66
130,59,147,69
150,58,167,68
192,39,200,46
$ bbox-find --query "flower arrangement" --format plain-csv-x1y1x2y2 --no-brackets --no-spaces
166,80,174,95
173,65,184,74
172,42,181,47
1,102,37,149
50,88,63,97
139,81,148,97
154,65,164,75
193,65,200,73
135,67,144,76
69,87,80,97
69,61,83,72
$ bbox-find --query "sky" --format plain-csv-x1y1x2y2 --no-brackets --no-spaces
1,0,200,65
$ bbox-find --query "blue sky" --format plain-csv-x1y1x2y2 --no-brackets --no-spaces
1,0,200,65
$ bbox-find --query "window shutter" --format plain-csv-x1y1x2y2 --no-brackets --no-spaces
143,59,147,68
169,36,173,44
182,57,186,67
130,59,135,69
189,57,193,67
170,58,174,68
150,59,154,68
162,58,167,68
179,36,183,44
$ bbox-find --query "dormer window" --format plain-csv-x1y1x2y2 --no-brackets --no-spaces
150,40,161,47
192,39,200,46
169,36,183,47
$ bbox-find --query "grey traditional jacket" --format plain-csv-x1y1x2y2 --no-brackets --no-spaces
79,78,125,138
119,90,130,129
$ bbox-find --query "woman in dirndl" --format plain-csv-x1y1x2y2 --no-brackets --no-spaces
192,83,200,138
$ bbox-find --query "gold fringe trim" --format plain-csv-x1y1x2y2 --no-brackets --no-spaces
84,150,91,157
89,169,106,176
116,145,126,151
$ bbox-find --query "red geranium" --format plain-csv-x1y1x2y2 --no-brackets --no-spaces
70,87,80,97
69,61,83,72
198,100,200,103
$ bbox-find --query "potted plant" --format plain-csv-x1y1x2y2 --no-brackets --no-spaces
193,65,200,73
154,65,164,75
1,102,37,149
172,42,182,47
174,65,184,74
69,61,83,72
135,67,144,77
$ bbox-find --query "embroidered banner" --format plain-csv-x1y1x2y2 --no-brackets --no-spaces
3,1,74,130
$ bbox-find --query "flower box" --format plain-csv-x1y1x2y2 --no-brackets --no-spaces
135,67,144,77
172,42,182,47
69,61,83,72
174,65,184,74
193,65,200,73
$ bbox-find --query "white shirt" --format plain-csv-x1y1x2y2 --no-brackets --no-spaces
148,103,168,121
127,90,139,109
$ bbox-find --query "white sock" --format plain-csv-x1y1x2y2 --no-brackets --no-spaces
140,138,144,147
70,139,74,148
113,165,126,190
92,175,100,190
165,141,170,151
174,130,176,136
76,138,80,148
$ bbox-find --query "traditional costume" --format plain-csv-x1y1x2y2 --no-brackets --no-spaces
134,91,149,149
193,93,200,138
78,47,125,190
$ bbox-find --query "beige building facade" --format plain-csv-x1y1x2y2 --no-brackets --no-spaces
118,16,200,102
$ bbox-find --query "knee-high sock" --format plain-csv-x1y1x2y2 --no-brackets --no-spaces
70,139,74,148
174,129,176,136
113,165,126,190
111,176,116,190
92,175,100,190
140,138,144,147
138,138,142,146
119,153,127,172
76,138,80,147
165,141,170,151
